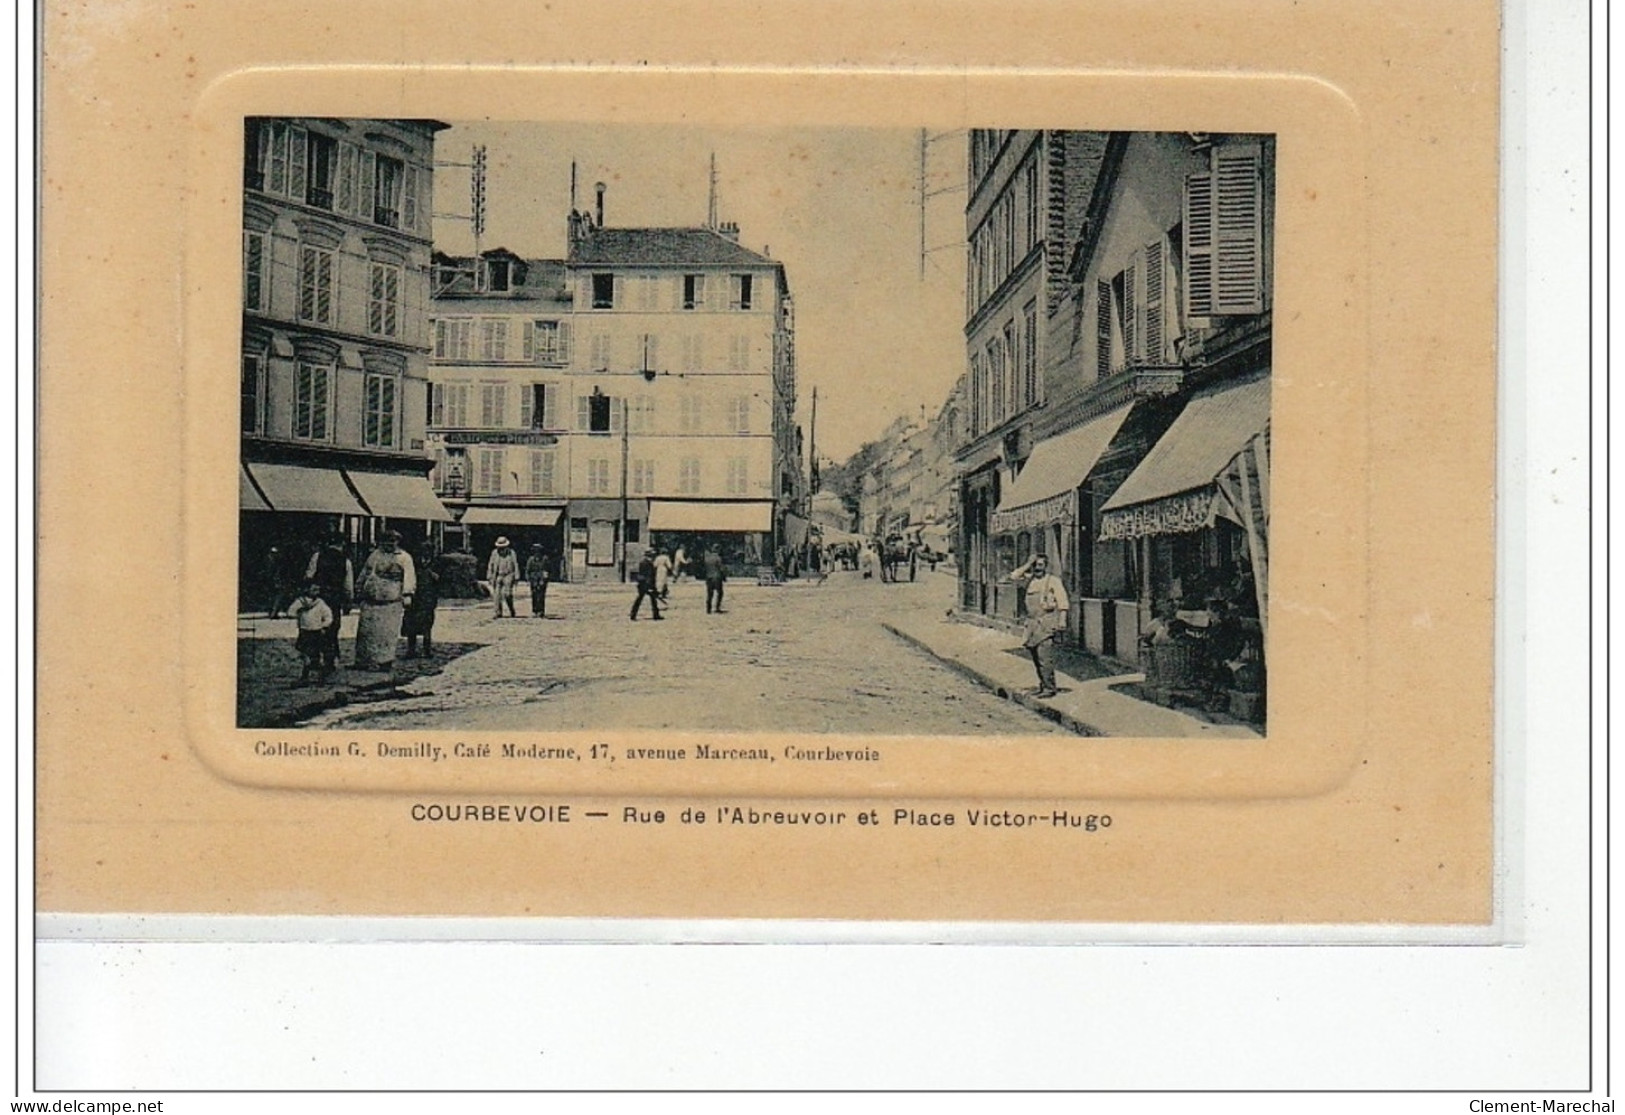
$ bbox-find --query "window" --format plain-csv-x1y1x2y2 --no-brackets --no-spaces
528,450,556,495
1025,158,1041,250
631,459,656,495
679,457,702,495
1003,322,1019,415
636,276,661,310
526,320,570,364
292,361,332,441
434,318,473,361
682,274,706,310
480,319,510,362
336,143,357,213
430,382,471,428
476,448,505,495
403,165,419,231
266,121,289,195
730,274,753,310
987,340,1004,423
581,392,616,434
520,383,550,430
363,372,398,448
305,132,336,209
243,231,267,313
588,333,612,369
968,353,983,436
244,120,267,190
479,383,508,427
368,263,401,337
486,258,510,293
374,155,403,228
297,244,334,324
627,394,655,433
1184,140,1264,316
587,458,612,495
727,395,751,434
591,273,615,309
726,457,749,496
681,333,705,371
679,395,704,434
240,352,266,434
1023,300,1039,404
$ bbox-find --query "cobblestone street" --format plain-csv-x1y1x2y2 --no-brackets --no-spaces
293,569,1069,735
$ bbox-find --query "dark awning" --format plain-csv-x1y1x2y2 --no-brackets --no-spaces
346,470,454,522
1099,376,1270,539
990,403,1133,534
246,462,367,516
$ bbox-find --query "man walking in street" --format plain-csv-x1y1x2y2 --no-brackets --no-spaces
630,550,664,621
487,536,520,619
653,547,674,603
703,545,726,614
1007,551,1069,699
525,544,551,618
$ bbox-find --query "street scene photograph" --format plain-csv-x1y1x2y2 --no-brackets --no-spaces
237,121,1272,738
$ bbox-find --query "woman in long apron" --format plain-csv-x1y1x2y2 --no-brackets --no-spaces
353,531,416,671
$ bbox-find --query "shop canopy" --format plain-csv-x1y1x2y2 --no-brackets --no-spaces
990,403,1134,534
647,500,774,533
1099,376,1271,541
460,505,563,527
239,465,272,512
246,462,367,516
347,470,454,522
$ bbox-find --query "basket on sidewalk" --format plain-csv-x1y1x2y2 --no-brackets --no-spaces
1145,640,1204,690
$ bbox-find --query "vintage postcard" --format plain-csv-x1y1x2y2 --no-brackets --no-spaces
37,1,1499,927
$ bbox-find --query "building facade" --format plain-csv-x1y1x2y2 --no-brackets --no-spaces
965,130,1274,678
425,248,575,565
239,116,450,608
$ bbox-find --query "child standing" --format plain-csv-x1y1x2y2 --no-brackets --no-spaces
291,583,334,683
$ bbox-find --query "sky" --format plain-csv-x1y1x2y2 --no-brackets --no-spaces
431,122,968,462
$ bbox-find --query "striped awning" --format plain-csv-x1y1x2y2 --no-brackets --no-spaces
1099,376,1270,540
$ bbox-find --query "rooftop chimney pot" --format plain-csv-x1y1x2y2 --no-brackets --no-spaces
594,181,606,228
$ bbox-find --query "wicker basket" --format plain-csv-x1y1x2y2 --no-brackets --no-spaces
1149,641,1205,689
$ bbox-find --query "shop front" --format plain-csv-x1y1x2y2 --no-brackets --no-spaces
646,499,773,580
564,497,648,585
456,504,567,582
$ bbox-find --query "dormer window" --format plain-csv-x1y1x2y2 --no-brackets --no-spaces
486,258,510,292
591,273,615,309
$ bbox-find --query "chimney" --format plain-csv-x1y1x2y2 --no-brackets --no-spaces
594,181,606,228
718,220,739,243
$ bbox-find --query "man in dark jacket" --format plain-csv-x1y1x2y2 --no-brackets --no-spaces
303,534,353,678
629,551,663,621
702,546,726,614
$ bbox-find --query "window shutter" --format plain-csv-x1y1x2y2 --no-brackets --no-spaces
1183,171,1215,317
430,382,443,426
267,123,288,195
1213,142,1264,314
243,233,264,311
311,367,329,440
557,322,573,365
360,152,377,219
337,143,356,212
433,319,447,359
519,385,534,429
369,265,384,334
1122,259,1137,365
1095,279,1112,381
544,384,560,429
315,250,333,324
576,396,590,431
403,165,419,230
609,397,623,433
289,126,308,201
1144,239,1166,363
384,268,399,336
522,321,536,362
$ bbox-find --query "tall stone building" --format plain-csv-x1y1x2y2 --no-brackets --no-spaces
238,117,450,608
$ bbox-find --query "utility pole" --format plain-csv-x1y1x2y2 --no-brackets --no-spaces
707,152,719,230
619,395,630,583
804,387,818,568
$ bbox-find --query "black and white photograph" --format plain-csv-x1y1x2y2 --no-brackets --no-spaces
236,122,1274,737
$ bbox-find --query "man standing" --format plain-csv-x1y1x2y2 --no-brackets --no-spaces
304,534,353,679
487,537,520,619
702,546,726,614
1007,552,1069,699
524,544,551,618
630,550,664,621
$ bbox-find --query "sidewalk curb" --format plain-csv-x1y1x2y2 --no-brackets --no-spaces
882,623,1104,738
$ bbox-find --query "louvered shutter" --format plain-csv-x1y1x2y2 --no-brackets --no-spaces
1213,142,1264,314
576,396,591,431
403,166,419,231
337,143,356,212
311,367,329,440
608,397,623,433
267,123,288,194
522,321,536,362
384,268,398,336
1183,171,1214,317
360,152,376,220
369,264,384,334
429,382,443,427
1095,280,1112,380
298,247,317,320
1122,259,1137,365
315,250,332,323
557,322,573,366
289,126,308,201
543,384,560,429
1143,239,1166,363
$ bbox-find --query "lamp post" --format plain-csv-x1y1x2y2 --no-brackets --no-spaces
619,393,630,583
